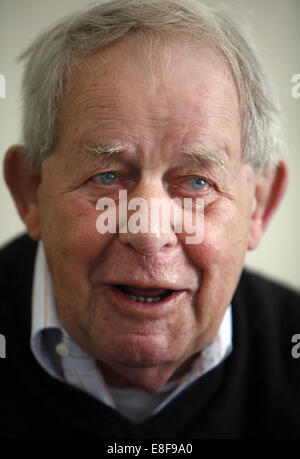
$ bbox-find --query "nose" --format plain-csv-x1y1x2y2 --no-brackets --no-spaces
118,181,178,256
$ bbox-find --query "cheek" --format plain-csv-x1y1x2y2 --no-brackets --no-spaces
180,200,251,276
177,208,249,343
39,190,114,280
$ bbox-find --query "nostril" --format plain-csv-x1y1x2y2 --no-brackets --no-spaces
118,229,177,255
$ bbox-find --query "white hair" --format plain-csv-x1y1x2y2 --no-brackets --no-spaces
20,0,285,171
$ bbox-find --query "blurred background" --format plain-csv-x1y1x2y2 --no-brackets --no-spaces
0,0,299,290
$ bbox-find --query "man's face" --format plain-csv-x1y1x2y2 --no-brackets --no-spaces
37,37,257,391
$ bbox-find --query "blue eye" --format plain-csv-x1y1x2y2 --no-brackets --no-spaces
94,172,117,185
189,177,208,191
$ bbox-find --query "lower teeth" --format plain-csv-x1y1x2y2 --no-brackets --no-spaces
124,293,162,303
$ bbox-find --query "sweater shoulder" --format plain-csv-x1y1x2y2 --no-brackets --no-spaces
233,269,300,349
236,269,300,313
0,234,37,318
0,233,37,279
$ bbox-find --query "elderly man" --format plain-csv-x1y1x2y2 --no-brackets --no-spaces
0,0,299,439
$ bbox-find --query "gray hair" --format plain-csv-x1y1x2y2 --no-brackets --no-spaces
20,0,285,172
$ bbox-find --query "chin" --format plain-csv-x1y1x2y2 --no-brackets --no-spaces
103,334,182,369
95,333,196,393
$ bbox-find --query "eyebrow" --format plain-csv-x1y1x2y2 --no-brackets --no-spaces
83,141,128,158
81,141,227,169
182,145,227,169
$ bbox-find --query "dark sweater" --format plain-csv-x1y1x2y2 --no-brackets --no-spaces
0,234,300,439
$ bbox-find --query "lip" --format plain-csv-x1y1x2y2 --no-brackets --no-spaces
103,284,187,316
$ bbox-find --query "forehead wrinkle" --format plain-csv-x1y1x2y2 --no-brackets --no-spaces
182,145,227,170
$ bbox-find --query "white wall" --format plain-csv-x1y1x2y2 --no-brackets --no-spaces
0,0,299,290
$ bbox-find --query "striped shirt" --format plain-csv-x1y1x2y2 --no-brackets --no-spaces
31,242,233,423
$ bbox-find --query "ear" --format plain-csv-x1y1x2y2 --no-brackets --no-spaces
248,160,288,250
4,145,41,240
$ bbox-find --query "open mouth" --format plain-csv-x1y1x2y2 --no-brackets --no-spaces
114,284,175,304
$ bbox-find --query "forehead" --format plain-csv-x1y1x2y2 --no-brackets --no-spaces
58,35,242,158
